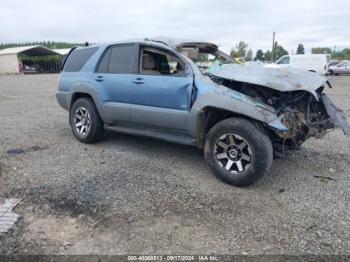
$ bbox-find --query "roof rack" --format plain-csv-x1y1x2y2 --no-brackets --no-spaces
144,38,169,46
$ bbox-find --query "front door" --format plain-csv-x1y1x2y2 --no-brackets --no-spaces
128,46,193,133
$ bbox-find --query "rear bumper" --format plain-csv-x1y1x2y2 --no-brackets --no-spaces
56,91,73,111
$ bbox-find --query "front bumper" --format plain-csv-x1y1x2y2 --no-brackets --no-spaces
56,91,73,111
321,94,350,136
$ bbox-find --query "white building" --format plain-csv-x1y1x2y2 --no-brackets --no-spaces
0,45,61,74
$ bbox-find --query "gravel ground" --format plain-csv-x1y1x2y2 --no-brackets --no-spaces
0,74,349,255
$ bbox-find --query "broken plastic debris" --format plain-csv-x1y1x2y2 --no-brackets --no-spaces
0,198,20,234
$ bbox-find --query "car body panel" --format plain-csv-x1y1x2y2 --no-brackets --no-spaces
210,63,327,98
187,75,284,138
321,94,350,136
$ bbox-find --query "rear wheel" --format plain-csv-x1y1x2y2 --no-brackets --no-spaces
69,98,104,143
204,118,273,187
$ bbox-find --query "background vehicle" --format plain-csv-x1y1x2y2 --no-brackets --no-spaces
329,61,350,75
23,65,37,74
268,54,330,75
328,60,340,67
56,40,349,187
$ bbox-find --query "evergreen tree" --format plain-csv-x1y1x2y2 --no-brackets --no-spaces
296,44,305,54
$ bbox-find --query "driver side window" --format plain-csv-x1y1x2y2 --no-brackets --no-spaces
140,48,185,77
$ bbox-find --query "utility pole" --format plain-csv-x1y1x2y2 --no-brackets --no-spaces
272,31,275,62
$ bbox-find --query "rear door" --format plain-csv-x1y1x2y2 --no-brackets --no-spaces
92,44,138,123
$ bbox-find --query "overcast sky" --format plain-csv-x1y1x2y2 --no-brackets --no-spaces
0,0,349,54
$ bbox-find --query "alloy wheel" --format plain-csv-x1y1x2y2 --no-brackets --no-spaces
214,133,253,173
74,107,91,136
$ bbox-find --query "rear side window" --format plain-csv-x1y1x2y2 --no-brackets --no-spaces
64,47,98,72
97,45,135,74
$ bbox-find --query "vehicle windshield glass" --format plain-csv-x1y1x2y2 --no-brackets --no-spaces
185,48,235,74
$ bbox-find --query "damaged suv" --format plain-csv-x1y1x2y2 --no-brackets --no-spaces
56,39,350,187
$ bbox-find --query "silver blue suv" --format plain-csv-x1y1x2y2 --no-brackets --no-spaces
56,39,350,186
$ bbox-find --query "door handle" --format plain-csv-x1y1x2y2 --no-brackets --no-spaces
132,77,144,84
95,75,104,82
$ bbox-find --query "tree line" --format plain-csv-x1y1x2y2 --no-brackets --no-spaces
0,41,86,50
231,42,350,62
311,47,350,60
231,41,288,62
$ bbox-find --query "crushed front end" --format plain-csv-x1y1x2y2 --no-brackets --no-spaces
268,85,350,149
209,66,350,152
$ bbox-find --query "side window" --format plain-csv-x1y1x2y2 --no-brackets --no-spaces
140,48,185,76
64,47,98,72
277,56,290,65
97,44,135,74
96,48,111,73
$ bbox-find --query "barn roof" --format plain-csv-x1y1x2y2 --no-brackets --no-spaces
0,45,61,56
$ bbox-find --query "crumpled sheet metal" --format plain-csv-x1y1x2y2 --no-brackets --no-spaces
321,94,350,136
211,64,327,98
0,198,20,234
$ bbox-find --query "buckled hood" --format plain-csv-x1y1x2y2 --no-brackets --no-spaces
210,63,328,98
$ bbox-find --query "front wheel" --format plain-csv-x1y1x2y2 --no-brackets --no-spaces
204,118,273,187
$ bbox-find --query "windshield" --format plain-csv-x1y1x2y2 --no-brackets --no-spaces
176,42,235,74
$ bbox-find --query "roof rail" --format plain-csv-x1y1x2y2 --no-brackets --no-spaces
144,38,169,46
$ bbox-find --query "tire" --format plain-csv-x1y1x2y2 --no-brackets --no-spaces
69,97,104,143
328,70,334,76
204,118,273,187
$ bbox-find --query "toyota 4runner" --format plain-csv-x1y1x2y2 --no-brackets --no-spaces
56,39,350,187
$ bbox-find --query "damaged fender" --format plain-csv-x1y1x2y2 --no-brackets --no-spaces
188,77,288,140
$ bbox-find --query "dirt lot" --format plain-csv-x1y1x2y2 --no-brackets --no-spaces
0,74,349,255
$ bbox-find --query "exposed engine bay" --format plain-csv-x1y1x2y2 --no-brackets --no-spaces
210,75,349,149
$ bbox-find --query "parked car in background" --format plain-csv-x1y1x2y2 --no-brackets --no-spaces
329,61,350,75
266,54,330,75
56,39,349,187
23,65,37,74
328,60,340,67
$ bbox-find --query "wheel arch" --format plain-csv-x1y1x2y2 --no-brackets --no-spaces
69,82,110,123
70,92,93,108
195,106,271,149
